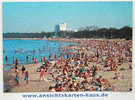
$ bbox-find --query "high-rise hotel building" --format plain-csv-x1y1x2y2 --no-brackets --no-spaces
55,23,67,36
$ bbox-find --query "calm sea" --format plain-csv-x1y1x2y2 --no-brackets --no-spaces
3,39,75,71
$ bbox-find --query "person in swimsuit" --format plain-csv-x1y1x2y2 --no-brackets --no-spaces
15,73,19,85
22,66,25,75
40,68,45,80
25,71,29,84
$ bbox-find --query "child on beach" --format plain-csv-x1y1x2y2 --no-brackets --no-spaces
25,71,29,84
15,74,19,85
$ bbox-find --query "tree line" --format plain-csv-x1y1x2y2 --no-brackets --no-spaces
3,26,132,40
59,26,132,40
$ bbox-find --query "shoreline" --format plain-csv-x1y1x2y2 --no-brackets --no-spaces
3,37,127,40
3,38,44,40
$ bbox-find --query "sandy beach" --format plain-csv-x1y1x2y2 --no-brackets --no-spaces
4,63,54,92
4,62,132,92
3,38,132,92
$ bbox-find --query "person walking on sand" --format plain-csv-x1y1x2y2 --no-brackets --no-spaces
25,71,29,84
40,67,45,81
22,66,25,75
15,73,19,85
15,64,19,73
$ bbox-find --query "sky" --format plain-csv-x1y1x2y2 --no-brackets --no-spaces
3,2,132,33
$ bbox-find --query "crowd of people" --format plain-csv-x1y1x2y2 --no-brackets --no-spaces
4,38,132,91
44,39,132,92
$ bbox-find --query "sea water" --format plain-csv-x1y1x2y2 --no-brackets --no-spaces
3,39,76,71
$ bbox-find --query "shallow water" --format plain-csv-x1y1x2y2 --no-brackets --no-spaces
3,39,76,71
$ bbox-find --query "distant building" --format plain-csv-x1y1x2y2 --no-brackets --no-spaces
54,23,78,37
55,23,67,32
59,23,67,31
55,23,67,36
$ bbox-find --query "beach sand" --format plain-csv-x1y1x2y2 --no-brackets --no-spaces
4,62,132,92
4,63,55,92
